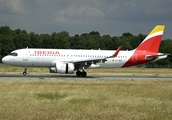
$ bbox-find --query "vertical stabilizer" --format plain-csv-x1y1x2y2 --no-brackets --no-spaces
136,25,165,53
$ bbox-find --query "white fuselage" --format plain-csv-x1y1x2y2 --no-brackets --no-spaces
2,48,134,68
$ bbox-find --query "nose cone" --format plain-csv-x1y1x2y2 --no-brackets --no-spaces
2,56,9,64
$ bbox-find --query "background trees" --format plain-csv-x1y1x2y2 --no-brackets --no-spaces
0,26,171,67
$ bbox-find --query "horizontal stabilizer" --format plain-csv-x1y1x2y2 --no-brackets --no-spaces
146,53,170,60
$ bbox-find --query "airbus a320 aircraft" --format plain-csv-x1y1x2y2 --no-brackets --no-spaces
2,25,168,77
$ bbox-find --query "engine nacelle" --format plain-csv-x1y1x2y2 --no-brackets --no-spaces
49,62,74,74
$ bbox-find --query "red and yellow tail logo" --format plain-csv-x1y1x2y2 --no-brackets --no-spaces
136,25,165,53
123,25,165,67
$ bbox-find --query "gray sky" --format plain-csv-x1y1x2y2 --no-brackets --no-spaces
0,0,172,39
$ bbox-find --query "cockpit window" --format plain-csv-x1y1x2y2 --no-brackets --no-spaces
9,52,18,56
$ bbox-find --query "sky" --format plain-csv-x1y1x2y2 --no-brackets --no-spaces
0,0,172,39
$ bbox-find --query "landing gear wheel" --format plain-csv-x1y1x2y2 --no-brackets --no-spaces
76,70,87,77
76,70,81,77
82,71,87,77
23,72,27,75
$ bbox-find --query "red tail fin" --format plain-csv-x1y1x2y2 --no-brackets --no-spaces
122,25,165,67
135,25,165,53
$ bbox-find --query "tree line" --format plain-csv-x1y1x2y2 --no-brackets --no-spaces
0,26,172,67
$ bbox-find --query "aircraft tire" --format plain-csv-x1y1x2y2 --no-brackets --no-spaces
82,71,87,77
76,71,81,76
23,72,27,75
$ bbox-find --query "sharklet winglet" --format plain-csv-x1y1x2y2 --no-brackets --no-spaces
107,46,122,58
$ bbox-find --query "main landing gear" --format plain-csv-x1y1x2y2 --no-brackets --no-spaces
76,70,87,77
23,67,27,75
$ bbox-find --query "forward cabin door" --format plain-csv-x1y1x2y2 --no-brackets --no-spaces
23,49,28,60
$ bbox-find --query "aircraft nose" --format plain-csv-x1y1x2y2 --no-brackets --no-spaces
2,56,9,64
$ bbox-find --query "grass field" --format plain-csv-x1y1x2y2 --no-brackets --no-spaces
0,65,172,120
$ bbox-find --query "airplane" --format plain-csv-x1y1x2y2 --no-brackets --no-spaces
2,25,168,77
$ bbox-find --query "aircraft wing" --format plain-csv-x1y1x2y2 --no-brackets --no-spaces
68,46,123,69
51,46,122,67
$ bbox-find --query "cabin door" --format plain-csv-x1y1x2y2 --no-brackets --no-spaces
23,49,28,60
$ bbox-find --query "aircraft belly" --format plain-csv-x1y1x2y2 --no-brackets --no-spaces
99,61,125,68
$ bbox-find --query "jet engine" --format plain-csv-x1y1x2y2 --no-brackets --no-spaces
49,62,74,74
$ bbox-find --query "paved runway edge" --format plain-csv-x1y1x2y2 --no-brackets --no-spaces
0,74,172,80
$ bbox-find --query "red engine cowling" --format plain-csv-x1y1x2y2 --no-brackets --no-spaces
50,62,74,74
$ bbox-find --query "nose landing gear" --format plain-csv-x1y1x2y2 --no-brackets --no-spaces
23,67,27,75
